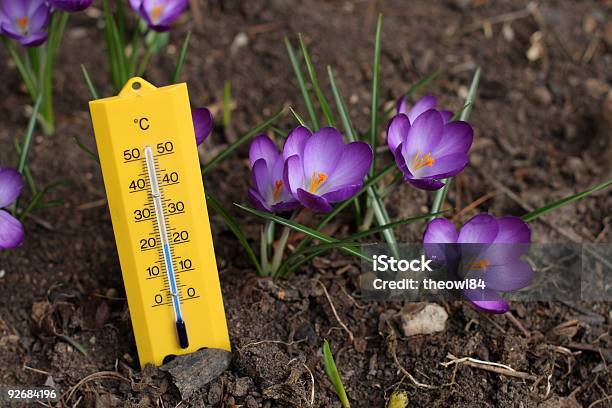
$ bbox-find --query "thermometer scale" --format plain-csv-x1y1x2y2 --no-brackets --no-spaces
89,77,230,368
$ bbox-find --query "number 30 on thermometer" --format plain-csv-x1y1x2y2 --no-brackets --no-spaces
89,78,230,368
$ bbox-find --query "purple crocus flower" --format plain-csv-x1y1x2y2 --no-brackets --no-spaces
387,95,473,190
423,214,532,314
285,127,373,213
192,108,213,146
0,0,50,47
48,0,92,12
247,129,306,213
396,95,453,123
0,168,25,249
129,0,188,32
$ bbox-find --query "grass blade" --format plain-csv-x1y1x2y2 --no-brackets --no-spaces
223,80,232,129
522,179,612,222
235,204,368,261
19,181,67,221
2,38,38,100
298,34,335,128
367,184,399,256
323,340,350,408
327,66,357,141
369,14,383,172
289,107,307,127
81,64,100,100
285,37,319,130
290,211,443,260
13,140,37,194
171,30,191,84
73,137,100,163
17,95,43,174
429,66,481,220
206,192,262,275
202,108,283,173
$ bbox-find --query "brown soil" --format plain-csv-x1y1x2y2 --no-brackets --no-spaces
1,0,611,407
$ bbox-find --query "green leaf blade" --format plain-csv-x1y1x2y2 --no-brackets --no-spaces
285,37,319,130
298,34,335,128
323,340,350,408
202,108,283,173
522,179,612,222
206,192,262,275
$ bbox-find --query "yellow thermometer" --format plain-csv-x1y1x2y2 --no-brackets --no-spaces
89,77,230,368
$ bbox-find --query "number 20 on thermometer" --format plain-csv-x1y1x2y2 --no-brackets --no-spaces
89,78,230,368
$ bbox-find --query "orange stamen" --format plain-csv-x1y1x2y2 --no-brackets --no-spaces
468,259,489,270
411,150,435,172
151,5,164,22
17,16,29,30
273,179,284,201
308,171,328,193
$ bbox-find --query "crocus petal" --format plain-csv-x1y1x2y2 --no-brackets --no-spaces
396,95,407,115
387,114,410,154
192,108,213,146
322,184,361,203
1,1,26,20
296,188,333,213
129,0,143,11
251,159,271,200
248,188,272,213
282,126,311,160
0,168,23,208
141,0,187,31
0,23,25,41
483,260,533,292
494,216,531,244
28,4,50,31
249,135,278,168
302,127,344,180
393,144,411,178
423,218,459,262
458,214,499,244
423,218,458,244
406,177,445,190
325,142,372,190
401,110,444,161
48,0,92,12
440,110,453,123
407,95,437,124
415,152,468,179
0,210,24,249
20,31,48,47
464,287,509,314
483,216,531,264
432,121,473,157
271,200,301,213
284,155,303,198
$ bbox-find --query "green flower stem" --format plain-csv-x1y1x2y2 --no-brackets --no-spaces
270,225,291,277
2,38,37,101
429,67,481,219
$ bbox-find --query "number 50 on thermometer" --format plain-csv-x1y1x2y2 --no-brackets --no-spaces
89,78,230,368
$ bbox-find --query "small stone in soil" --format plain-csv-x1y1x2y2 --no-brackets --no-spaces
160,348,232,400
400,303,448,336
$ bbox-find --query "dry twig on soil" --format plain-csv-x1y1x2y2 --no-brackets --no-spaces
441,353,537,381
316,280,354,343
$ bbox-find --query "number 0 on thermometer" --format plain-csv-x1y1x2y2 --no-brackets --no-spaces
89,78,230,368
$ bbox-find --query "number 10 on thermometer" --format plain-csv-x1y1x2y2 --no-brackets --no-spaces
89,78,230,368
